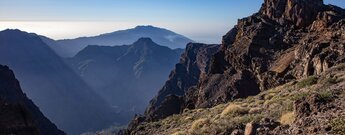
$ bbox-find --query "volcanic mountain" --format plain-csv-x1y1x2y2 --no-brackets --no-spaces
48,25,193,57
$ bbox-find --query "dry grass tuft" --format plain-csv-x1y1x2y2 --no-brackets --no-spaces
221,104,249,117
190,118,209,132
280,111,295,125
171,131,186,135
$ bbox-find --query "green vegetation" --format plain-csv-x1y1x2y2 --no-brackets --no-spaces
290,92,309,101
325,77,339,84
317,91,334,102
330,117,345,135
296,76,318,88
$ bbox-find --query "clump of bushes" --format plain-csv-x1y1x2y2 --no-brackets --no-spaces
290,92,309,101
297,76,318,88
330,117,345,134
190,118,209,132
221,104,249,117
317,91,334,102
280,111,295,125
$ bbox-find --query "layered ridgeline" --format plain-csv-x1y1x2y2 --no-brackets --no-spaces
67,38,184,124
0,65,64,135
126,0,345,134
0,29,119,135
46,25,193,57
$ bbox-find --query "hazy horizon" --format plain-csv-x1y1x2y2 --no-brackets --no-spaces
1,0,344,43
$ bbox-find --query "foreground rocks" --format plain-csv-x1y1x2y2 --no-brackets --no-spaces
126,65,345,135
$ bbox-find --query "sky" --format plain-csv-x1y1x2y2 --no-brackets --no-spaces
0,0,344,43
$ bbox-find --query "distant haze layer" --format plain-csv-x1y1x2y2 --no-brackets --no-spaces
0,21,227,44
0,0,343,43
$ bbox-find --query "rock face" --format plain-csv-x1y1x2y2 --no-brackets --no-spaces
67,38,184,123
142,43,219,121
260,0,324,27
0,65,65,135
126,0,345,133
0,29,117,135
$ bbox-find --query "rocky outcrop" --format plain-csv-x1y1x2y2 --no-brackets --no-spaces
142,43,219,121
192,0,345,108
125,0,345,133
0,65,65,135
260,0,324,27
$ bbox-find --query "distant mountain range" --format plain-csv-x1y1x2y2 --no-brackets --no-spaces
67,38,183,123
45,25,193,57
0,65,65,135
0,29,119,135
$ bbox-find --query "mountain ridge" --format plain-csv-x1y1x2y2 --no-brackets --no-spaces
0,29,118,135
67,37,184,126
125,0,345,134
49,25,193,57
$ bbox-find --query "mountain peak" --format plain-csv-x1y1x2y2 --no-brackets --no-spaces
133,37,158,47
260,0,324,27
0,29,27,35
134,25,156,29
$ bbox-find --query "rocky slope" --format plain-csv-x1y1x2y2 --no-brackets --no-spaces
67,38,184,123
128,64,345,135
0,65,65,135
125,0,345,134
54,25,193,57
0,29,117,135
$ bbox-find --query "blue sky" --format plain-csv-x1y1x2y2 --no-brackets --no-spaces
0,0,344,43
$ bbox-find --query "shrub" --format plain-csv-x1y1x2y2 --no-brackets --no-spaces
280,112,295,125
297,76,318,88
221,104,249,117
248,107,263,114
171,131,186,135
330,117,345,134
290,92,309,101
190,118,209,132
317,91,334,102
325,77,339,84
238,114,263,124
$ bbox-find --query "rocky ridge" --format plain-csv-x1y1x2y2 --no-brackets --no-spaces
125,0,345,134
